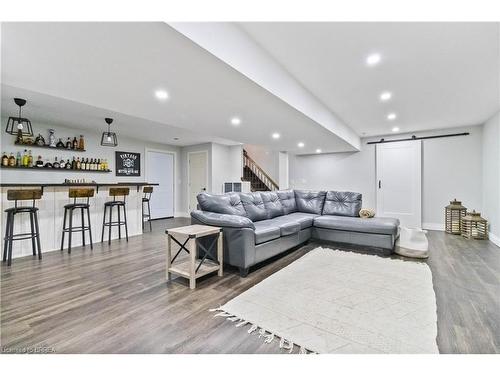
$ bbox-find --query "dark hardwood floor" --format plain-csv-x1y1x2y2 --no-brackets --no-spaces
1,218,499,354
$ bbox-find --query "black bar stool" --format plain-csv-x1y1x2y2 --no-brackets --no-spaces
61,188,94,253
142,186,153,232
3,189,43,266
101,187,129,244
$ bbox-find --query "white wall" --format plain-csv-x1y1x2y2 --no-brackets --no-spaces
482,111,500,245
290,126,484,230
244,144,279,182
0,119,183,214
211,143,243,194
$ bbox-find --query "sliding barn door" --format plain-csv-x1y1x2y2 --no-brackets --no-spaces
376,141,422,228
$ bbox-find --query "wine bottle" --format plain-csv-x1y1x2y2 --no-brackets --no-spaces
71,157,76,169
28,150,33,168
66,159,72,169
76,157,81,170
16,152,21,167
2,152,8,167
82,158,86,170
72,137,78,150
8,153,16,167
97,159,101,170
22,150,29,167
78,135,85,150
66,137,72,149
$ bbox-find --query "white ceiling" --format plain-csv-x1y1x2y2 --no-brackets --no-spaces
240,22,500,136
0,22,356,154
2,22,498,155
1,85,235,147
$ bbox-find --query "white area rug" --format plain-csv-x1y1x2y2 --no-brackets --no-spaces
212,247,438,353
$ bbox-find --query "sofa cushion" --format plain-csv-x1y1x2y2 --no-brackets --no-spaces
322,191,362,217
260,192,285,219
197,192,246,216
283,212,319,229
294,190,327,215
239,192,268,222
313,216,399,236
277,190,298,215
253,220,281,244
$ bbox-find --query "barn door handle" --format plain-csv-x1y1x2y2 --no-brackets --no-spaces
378,180,381,189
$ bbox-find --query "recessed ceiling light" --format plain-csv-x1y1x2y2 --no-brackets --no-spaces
272,133,280,139
366,53,381,66
298,142,305,148
387,113,397,121
380,91,392,101
155,89,169,101
316,149,322,153
392,127,400,132
230,117,241,126
173,137,179,140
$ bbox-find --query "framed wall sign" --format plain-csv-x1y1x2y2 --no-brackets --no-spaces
115,151,141,176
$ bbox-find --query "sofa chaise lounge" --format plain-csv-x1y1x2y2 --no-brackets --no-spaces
191,190,399,277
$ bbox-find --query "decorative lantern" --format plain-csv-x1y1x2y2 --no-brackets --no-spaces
445,199,467,234
461,210,488,240
5,98,34,137
100,118,118,147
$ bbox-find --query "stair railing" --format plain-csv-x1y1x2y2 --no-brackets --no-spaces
242,150,279,191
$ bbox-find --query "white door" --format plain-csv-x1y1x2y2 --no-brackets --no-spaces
146,151,174,219
376,141,422,228
188,151,208,212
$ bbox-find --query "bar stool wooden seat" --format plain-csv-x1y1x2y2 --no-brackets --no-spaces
101,187,129,244
142,186,153,232
61,188,94,253
3,189,43,266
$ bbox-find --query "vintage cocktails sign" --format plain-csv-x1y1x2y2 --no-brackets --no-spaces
115,151,141,176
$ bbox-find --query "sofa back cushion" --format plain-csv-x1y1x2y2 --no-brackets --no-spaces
277,190,298,215
294,190,327,215
197,192,246,216
322,191,362,217
239,192,268,222
260,191,284,219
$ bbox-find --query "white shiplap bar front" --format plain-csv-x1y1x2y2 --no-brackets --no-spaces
1,185,150,259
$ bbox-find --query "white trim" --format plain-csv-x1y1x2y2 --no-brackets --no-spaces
145,148,177,217
422,222,444,231
489,232,500,248
187,150,209,213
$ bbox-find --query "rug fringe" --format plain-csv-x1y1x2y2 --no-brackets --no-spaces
210,306,315,354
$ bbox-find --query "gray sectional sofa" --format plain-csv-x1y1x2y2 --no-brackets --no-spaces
191,190,399,277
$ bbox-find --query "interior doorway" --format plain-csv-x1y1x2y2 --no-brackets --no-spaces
146,150,175,219
188,151,208,212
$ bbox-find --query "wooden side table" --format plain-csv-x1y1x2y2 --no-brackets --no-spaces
165,224,223,289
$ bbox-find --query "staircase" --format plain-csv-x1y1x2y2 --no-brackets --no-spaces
242,149,279,192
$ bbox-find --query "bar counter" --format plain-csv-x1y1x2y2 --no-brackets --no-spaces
1,182,159,259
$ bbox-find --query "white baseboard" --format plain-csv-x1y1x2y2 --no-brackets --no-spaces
489,232,500,248
422,222,444,231
174,212,190,218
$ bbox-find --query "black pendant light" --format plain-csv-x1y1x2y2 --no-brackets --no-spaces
5,98,34,136
100,117,118,147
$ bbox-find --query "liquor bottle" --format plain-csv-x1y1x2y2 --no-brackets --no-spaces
16,152,21,167
28,150,33,168
8,153,16,167
36,155,44,168
15,127,23,145
22,150,29,167
66,137,72,149
97,159,101,170
44,159,53,168
78,135,85,150
93,158,97,170
72,137,78,150
76,157,81,170
35,133,46,146
90,158,94,170
56,138,65,148
2,152,8,167
59,158,66,169
82,158,87,170
71,157,76,170
53,157,60,169
66,159,72,169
